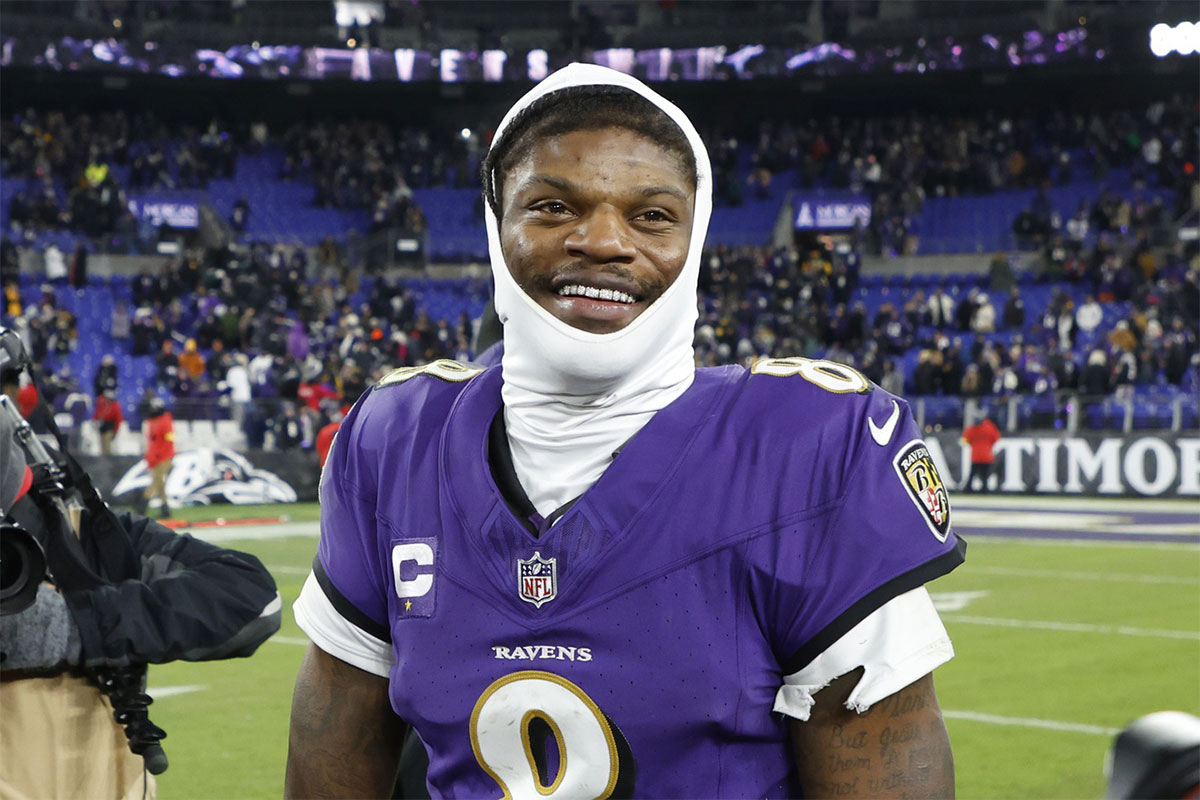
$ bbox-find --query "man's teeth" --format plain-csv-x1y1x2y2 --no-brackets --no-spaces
558,284,636,304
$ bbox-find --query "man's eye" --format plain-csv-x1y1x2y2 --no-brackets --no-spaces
636,209,673,223
532,201,570,215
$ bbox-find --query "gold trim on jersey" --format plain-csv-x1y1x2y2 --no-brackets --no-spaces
378,359,485,387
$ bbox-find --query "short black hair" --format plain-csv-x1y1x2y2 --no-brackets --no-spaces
481,85,697,220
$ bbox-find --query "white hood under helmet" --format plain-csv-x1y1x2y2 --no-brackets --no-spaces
485,63,713,519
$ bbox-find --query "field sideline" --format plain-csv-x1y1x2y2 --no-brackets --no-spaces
145,497,1200,798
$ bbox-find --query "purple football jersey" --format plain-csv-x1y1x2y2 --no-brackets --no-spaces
316,359,964,797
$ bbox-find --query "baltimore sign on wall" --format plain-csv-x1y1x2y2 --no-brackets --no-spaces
926,432,1200,498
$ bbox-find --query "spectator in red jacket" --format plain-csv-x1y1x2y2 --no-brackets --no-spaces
93,389,124,455
315,405,349,470
961,413,1002,493
142,398,176,518
297,377,338,413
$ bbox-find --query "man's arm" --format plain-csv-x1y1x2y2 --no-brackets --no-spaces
789,669,954,799
285,644,408,799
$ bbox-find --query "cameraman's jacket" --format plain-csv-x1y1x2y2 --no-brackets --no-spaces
66,509,281,666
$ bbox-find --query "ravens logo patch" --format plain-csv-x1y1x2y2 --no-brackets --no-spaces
893,441,951,541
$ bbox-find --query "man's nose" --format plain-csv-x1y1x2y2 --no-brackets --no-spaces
565,205,637,263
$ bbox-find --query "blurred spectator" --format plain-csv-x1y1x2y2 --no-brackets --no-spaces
272,403,303,450
93,354,118,396
140,398,175,518
43,244,66,283
68,243,88,288
1002,288,1025,331
316,408,344,470
231,197,250,233
225,353,252,428
1108,321,1137,354
156,339,179,389
1082,349,1111,396
880,359,904,396
988,252,1014,291
110,302,131,347
928,288,954,329
1163,318,1195,386
178,338,206,380
961,412,1001,492
93,389,124,456
971,295,996,333
1075,295,1103,336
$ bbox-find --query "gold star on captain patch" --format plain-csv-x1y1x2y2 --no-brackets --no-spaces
405,600,412,611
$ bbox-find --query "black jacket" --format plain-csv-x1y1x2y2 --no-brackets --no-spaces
65,510,281,667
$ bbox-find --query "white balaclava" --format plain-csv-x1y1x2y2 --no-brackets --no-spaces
485,63,713,519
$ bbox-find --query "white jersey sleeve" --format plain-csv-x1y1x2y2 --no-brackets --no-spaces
294,572,394,677
773,586,952,721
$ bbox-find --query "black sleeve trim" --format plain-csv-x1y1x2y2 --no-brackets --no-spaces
312,556,392,643
781,535,967,676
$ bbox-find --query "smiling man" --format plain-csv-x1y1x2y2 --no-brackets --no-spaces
495,123,694,335
287,64,965,799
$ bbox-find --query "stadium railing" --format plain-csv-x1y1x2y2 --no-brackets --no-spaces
912,391,1198,435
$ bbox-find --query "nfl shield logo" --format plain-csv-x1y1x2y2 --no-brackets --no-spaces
517,551,558,608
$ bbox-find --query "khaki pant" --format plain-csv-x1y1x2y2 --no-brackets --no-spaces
144,460,171,507
0,673,156,800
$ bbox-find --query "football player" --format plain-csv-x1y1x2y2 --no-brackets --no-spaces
287,64,965,798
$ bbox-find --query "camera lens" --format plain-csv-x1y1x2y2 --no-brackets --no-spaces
0,525,46,615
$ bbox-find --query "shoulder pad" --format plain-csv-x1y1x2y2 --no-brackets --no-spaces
377,359,485,388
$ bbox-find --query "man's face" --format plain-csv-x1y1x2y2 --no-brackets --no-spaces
499,127,695,334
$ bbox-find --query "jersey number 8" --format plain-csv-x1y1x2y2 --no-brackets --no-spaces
470,670,633,798
751,356,870,394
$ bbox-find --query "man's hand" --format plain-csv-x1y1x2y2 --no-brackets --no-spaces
789,669,954,799
285,644,407,799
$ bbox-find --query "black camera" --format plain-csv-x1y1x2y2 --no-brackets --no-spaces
0,522,46,615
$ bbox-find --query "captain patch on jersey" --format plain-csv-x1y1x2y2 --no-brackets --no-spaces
894,440,951,541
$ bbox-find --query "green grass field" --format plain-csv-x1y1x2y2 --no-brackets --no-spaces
145,503,1200,799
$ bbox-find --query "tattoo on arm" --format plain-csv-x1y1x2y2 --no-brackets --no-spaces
285,644,408,799
789,668,955,799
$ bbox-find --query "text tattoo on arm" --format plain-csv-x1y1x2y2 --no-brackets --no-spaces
790,670,954,799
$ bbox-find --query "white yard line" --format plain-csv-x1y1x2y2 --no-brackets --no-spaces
943,615,1200,641
953,510,1200,535
951,496,1200,514
943,710,1120,736
966,535,1200,551
1103,524,1200,535
968,566,1200,586
147,684,207,699
271,635,312,646
266,565,311,575
181,521,320,542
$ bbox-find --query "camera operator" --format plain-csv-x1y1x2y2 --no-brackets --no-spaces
1,327,282,799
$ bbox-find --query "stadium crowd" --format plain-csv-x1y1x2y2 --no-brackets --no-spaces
2,208,1196,454
1,93,1196,450
695,239,1197,399
4,95,1194,248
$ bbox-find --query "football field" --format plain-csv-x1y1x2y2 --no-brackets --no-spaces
146,497,1200,799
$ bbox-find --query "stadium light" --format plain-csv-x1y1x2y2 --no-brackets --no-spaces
1149,21,1199,57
